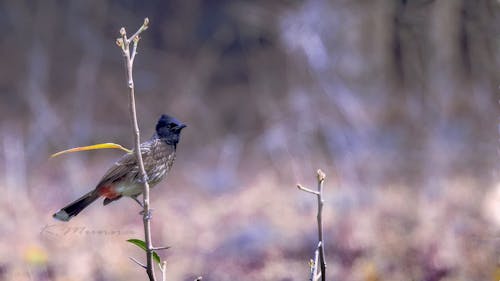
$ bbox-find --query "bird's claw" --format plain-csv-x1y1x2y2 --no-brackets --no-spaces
139,208,154,220
137,176,149,184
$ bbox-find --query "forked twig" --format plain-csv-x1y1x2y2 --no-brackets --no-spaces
297,184,320,195
116,18,158,281
297,169,327,281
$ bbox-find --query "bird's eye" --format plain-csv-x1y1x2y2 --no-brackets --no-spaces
167,123,176,129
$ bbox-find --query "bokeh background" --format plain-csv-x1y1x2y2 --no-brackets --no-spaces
0,0,499,280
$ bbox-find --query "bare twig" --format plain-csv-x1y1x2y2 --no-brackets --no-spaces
128,18,149,44
129,257,147,269
131,37,139,65
159,261,167,281
116,18,157,281
316,170,326,281
298,169,327,281
297,184,320,195
151,246,171,251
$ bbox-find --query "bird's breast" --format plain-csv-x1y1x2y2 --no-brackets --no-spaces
144,141,176,186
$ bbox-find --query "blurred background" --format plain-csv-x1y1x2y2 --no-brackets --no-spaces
0,0,499,280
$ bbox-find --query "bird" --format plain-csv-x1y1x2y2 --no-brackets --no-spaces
53,114,186,222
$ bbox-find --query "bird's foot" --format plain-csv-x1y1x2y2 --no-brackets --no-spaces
137,175,149,184
139,208,154,220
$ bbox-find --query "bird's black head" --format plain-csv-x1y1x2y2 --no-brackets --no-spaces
155,114,186,146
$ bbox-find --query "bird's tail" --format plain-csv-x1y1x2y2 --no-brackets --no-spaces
53,190,100,222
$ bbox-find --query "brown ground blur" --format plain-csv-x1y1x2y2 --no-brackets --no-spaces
0,1,499,280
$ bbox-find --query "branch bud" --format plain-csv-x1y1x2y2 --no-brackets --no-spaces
120,27,126,36
316,169,326,182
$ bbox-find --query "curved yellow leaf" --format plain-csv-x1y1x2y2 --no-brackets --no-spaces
50,143,132,158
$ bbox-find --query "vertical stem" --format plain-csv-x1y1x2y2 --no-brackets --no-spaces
128,76,155,281
297,170,327,280
120,20,155,281
316,170,326,281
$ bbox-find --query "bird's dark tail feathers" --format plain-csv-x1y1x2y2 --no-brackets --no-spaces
53,191,100,222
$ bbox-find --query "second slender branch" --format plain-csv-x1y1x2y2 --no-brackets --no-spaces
297,169,327,281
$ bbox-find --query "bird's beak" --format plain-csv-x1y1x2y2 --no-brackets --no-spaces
176,124,187,130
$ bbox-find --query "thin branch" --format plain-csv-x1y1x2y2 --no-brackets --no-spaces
151,246,171,251
129,257,147,269
127,18,149,45
297,169,327,281
130,37,139,66
117,18,156,281
159,261,167,281
316,170,326,281
297,184,320,195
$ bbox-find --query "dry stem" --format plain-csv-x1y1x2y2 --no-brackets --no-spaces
298,169,327,281
117,18,157,281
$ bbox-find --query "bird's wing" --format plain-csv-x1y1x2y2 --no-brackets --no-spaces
95,140,154,187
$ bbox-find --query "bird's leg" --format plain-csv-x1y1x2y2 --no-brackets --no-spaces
139,208,153,219
142,209,153,220
131,196,143,207
137,175,149,184
135,195,153,218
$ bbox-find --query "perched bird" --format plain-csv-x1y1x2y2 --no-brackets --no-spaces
53,114,186,222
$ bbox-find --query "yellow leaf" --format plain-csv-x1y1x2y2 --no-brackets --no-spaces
50,143,132,158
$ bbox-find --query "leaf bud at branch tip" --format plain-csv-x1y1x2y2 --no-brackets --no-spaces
316,169,326,182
